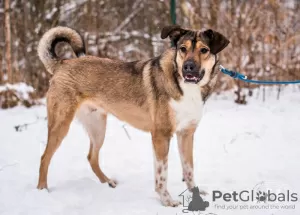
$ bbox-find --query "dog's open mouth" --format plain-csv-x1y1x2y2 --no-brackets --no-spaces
183,71,204,84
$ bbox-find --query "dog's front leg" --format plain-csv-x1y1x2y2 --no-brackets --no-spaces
152,131,181,207
177,127,196,190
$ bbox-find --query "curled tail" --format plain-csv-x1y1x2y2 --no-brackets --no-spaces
37,26,86,74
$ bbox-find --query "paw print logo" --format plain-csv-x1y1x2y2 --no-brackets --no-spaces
256,191,267,203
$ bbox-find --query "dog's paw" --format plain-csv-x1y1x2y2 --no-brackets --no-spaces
108,179,117,188
199,189,208,195
37,182,48,190
160,192,181,207
161,199,181,207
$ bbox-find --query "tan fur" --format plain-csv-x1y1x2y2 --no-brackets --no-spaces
37,26,229,207
177,126,196,189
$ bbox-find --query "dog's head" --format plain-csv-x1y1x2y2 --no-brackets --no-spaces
161,25,229,86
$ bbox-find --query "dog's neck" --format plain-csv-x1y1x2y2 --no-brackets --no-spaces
157,48,178,75
154,48,183,100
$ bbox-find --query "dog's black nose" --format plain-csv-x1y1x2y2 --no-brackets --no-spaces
183,61,197,74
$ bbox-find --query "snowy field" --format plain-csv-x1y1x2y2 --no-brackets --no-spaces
0,87,300,215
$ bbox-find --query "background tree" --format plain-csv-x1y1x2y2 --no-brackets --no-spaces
4,0,12,83
0,0,299,107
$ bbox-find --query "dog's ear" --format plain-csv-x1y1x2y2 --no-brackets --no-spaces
161,25,187,45
201,29,230,54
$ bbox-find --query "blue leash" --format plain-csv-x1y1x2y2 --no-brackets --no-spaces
219,65,300,84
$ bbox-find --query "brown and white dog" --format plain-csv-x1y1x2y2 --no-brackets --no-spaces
37,25,229,207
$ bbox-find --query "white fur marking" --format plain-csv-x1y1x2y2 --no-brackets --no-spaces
154,159,180,206
182,162,195,189
76,104,106,144
170,83,203,131
154,160,167,191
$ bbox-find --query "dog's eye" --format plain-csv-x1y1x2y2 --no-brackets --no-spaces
180,46,187,53
200,48,208,54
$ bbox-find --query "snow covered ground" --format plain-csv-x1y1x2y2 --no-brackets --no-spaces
0,87,300,215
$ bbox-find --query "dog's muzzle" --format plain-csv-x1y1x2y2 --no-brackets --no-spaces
182,60,204,84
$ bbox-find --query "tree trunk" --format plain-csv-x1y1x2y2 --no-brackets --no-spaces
209,0,219,28
0,49,2,83
4,0,12,83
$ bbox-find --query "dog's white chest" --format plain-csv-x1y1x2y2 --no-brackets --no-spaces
169,84,203,131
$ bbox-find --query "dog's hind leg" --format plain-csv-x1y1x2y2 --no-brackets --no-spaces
77,106,117,188
37,92,78,190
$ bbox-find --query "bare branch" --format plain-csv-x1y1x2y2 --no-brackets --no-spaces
112,0,145,34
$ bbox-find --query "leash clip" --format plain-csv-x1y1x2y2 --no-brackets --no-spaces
219,65,247,80
219,65,225,71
